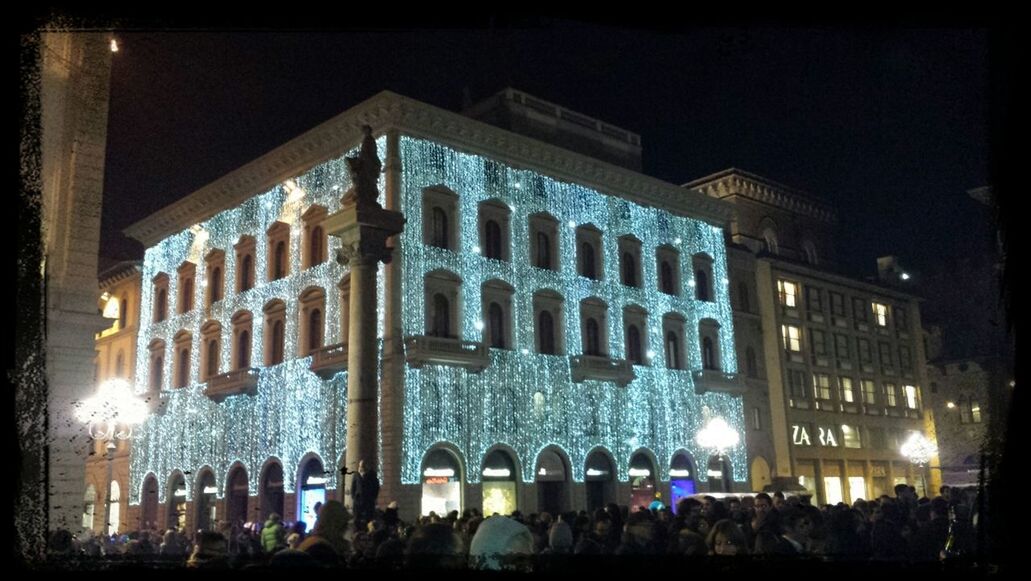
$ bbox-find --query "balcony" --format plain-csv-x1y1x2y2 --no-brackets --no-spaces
570,355,635,387
692,369,746,395
310,342,348,379
205,368,259,403
405,336,490,372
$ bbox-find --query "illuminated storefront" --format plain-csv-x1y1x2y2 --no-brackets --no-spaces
260,462,284,521
298,457,327,528
585,451,616,512
421,449,462,516
195,470,217,531
669,453,697,512
628,453,657,511
536,450,569,515
481,450,517,516
168,473,187,530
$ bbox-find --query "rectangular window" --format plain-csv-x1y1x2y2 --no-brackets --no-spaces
752,407,762,431
830,292,846,317
813,373,832,400
778,280,799,307
782,325,802,352
861,379,876,404
872,302,889,327
858,338,873,363
842,424,862,448
879,342,894,372
853,298,868,322
867,427,885,450
971,400,982,423
899,346,912,373
894,305,908,331
883,382,897,407
960,400,972,424
789,369,808,399
834,334,850,358
904,385,920,410
810,329,828,357
806,286,823,312
839,377,855,403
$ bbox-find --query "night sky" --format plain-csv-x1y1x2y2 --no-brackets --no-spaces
100,26,995,280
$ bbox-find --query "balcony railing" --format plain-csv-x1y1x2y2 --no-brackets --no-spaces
692,369,746,395
310,342,348,379
405,336,490,372
570,355,635,387
205,368,259,403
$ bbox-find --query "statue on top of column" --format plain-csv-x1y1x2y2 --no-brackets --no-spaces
344,124,382,209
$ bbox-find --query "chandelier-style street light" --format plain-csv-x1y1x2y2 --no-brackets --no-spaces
75,378,148,441
900,431,938,498
696,417,739,493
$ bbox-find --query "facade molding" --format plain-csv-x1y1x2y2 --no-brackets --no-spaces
126,92,734,247
684,168,837,225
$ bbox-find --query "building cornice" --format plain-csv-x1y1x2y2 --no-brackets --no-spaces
683,168,837,224
126,91,734,248
99,261,142,288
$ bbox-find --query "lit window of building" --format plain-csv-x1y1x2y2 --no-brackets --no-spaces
872,302,889,327
782,324,801,352
777,280,799,307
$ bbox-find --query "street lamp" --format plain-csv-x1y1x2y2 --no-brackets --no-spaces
696,417,740,492
900,432,938,498
76,378,147,536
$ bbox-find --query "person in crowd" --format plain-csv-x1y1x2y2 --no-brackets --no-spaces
260,513,287,554
468,515,534,571
778,508,811,556
298,499,352,562
187,531,229,568
707,518,749,556
405,521,465,569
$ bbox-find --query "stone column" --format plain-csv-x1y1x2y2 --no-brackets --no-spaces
324,126,405,511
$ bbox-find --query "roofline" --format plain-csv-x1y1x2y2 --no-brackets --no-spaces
764,256,922,302
683,167,836,224
98,260,143,287
125,91,733,248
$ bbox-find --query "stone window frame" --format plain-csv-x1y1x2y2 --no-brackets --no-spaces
575,224,604,281
205,249,226,307
422,186,459,251
172,330,192,388
424,269,462,339
481,279,515,349
231,310,254,370
656,244,681,296
177,262,196,315
302,205,329,270
662,312,686,370
263,299,287,366
235,235,257,293
533,289,566,355
478,199,511,262
579,297,609,357
153,273,170,323
622,304,649,365
699,318,721,370
266,221,291,282
528,212,560,271
692,253,714,302
617,235,643,288
200,320,222,381
148,339,166,392
299,286,327,356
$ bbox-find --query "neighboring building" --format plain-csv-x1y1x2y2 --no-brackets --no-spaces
82,261,142,535
122,89,748,527
26,33,113,556
924,359,992,487
687,169,937,503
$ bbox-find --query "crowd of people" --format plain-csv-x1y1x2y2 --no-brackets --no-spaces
43,484,981,570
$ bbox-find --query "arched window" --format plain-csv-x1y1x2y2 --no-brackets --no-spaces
626,325,643,364
177,348,190,388
484,220,502,260
581,242,597,280
119,296,128,329
150,356,163,391
156,288,167,322
241,255,253,291
310,226,324,265
536,232,551,269
432,294,450,338
746,347,758,378
695,270,710,301
206,339,219,378
271,321,284,364
538,311,556,355
488,302,505,348
432,207,449,249
238,330,250,369
210,267,223,303
699,319,721,371
585,318,601,356
703,337,716,370
622,252,637,287
274,241,287,280
308,309,323,353
666,332,681,369
182,278,194,312
660,261,674,294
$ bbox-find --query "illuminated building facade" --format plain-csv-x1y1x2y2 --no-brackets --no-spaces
123,90,748,526
687,169,938,504
82,261,141,535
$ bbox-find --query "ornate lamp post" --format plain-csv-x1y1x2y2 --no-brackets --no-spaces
696,417,740,492
900,431,938,498
75,378,147,535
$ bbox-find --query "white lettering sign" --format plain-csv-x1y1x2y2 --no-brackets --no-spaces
792,424,812,446
818,426,839,447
